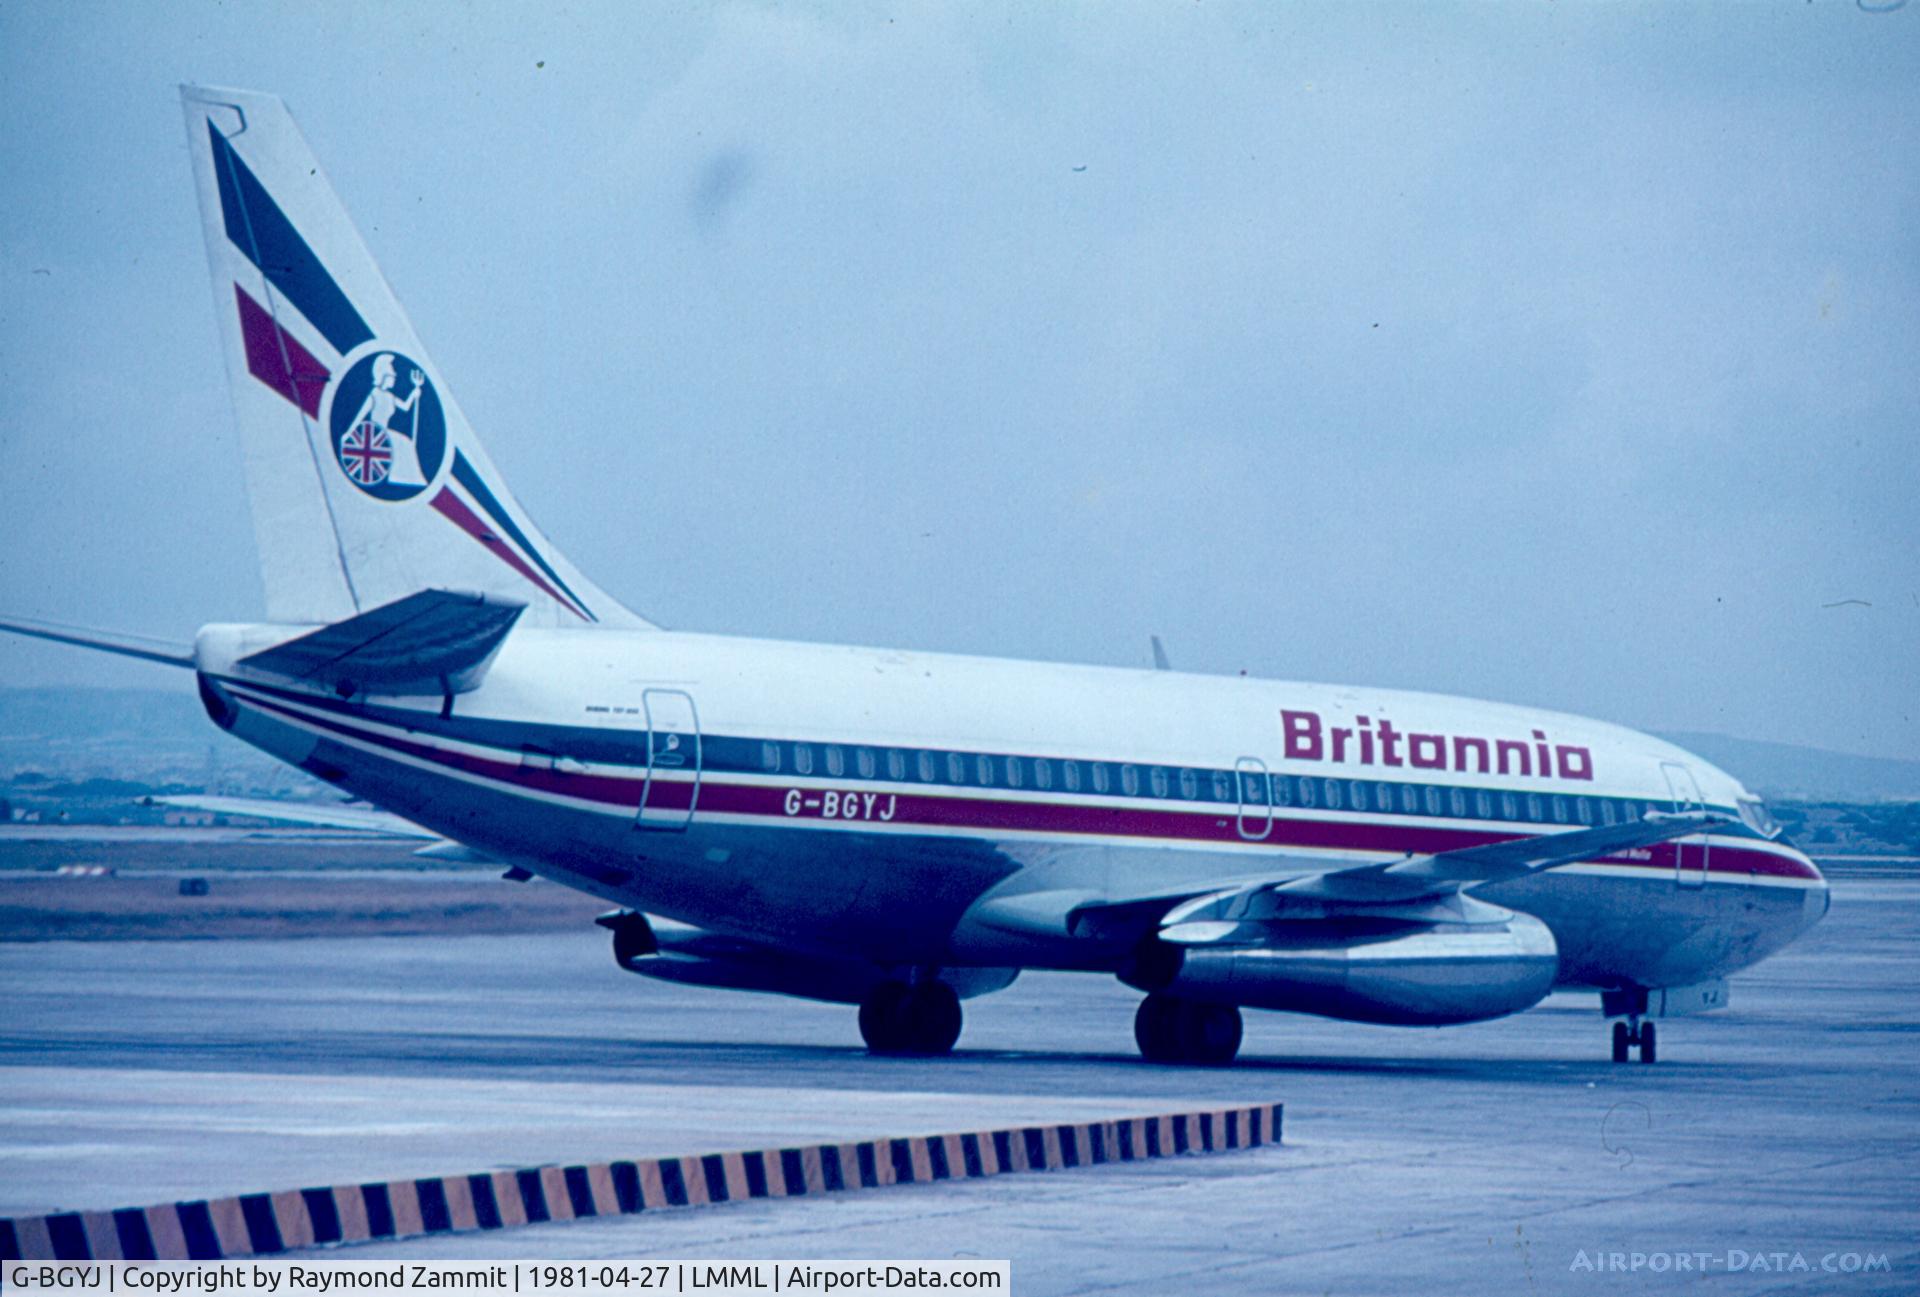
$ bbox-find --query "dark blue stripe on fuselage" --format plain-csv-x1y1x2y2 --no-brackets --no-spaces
209,120,373,356
217,675,1762,846
450,451,593,619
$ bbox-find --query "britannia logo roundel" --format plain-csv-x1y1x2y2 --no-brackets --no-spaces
326,350,446,501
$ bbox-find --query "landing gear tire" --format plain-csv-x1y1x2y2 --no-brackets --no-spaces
859,980,962,1056
1611,1018,1657,1064
1134,993,1243,1065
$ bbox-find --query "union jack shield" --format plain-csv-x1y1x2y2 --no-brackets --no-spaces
339,420,392,485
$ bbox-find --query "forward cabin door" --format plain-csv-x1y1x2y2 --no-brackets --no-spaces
635,689,701,831
1661,760,1709,887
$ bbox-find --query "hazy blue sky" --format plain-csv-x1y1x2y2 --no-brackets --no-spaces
1,2,1914,760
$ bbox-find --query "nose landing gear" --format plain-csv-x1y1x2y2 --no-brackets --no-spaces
1611,1017,1657,1064
1603,987,1658,1063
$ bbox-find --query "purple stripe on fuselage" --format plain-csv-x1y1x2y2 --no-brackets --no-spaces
232,689,1819,882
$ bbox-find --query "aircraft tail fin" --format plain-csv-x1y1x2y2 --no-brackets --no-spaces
180,85,650,630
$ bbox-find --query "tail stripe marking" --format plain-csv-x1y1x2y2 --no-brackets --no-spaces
234,286,330,417
428,488,590,621
208,120,373,356
449,452,594,620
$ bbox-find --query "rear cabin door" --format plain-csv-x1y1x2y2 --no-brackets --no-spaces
635,689,701,831
1661,760,1709,887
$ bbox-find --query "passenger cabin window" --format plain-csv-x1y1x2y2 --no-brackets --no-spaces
946,752,967,784
1244,772,1269,804
856,748,876,778
1401,785,1421,814
1449,788,1467,817
1377,782,1396,813
1033,758,1053,790
1423,786,1442,816
1575,797,1593,825
1063,761,1082,792
1599,798,1618,826
916,751,936,782
975,754,995,786
1121,765,1141,796
1349,781,1369,811
1500,791,1518,820
1212,771,1232,801
793,744,815,775
1092,763,1111,794
1179,768,1198,800
887,750,907,780
824,746,845,777
1551,795,1569,824
1475,790,1493,819
1005,756,1024,788
1322,778,1343,810
1150,767,1170,798
1526,793,1544,822
1272,775,1294,807
760,742,782,773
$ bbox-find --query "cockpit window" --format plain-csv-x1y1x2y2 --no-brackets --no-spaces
1737,797,1782,839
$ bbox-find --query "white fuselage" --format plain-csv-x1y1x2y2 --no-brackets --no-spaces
196,624,1828,995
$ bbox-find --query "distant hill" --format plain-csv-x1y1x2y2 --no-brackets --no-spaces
0,686,318,796
1656,732,1920,802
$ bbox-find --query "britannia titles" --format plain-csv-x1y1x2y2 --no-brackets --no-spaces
1281,709,1594,781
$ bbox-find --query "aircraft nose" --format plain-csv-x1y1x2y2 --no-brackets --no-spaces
1793,843,1831,924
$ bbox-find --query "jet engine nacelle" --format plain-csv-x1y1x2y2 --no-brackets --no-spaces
1135,910,1559,1026
596,910,1017,1006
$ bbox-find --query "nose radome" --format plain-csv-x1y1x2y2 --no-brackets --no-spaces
1798,847,1831,923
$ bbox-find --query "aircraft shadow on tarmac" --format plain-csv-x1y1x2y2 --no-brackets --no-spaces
10,1026,1703,1094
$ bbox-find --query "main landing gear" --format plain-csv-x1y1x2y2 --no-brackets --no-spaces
858,979,963,1056
1134,992,1243,1065
1612,1018,1657,1064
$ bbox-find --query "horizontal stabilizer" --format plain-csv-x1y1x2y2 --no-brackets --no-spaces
150,794,438,838
237,588,523,696
0,616,194,668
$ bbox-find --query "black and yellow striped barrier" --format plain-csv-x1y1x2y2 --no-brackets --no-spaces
2,1103,1281,1260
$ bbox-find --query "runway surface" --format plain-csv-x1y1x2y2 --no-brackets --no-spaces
2,877,1915,1294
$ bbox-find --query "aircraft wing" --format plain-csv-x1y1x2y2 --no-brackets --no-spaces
1264,810,1728,903
1154,811,1729,940
150,794,439,838
968,811,1729,953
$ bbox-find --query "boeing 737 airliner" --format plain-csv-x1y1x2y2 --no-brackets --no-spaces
1,87,1828,1066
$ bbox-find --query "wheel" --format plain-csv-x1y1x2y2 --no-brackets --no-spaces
1638,1020,1656,1064
1179,1002,1243,1065
1134,993,1181,1062
858,980,913,1053
905,981,962,1055
858,980,962,1056
1134,994,1243,1065
1612,1020,1631,1063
